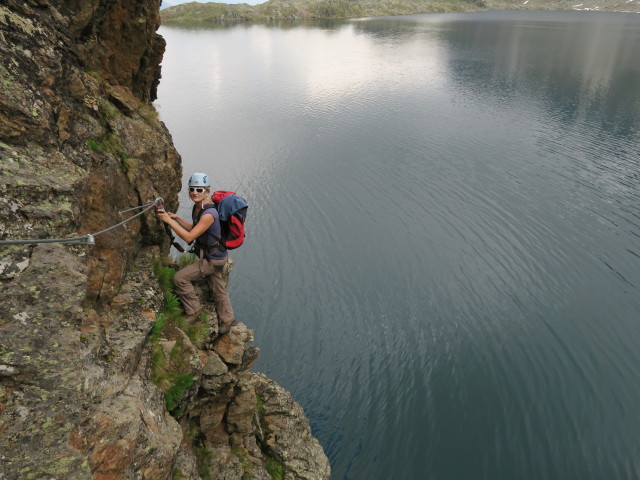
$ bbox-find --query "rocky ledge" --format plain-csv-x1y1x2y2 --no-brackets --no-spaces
0,1,329,478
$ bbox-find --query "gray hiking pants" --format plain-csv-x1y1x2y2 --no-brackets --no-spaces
174,257,236,327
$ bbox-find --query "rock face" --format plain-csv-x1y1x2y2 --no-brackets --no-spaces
0,1,330,479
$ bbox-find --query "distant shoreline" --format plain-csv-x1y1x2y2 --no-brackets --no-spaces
160,0,639,23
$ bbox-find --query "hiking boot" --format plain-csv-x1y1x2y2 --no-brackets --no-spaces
184,310,202,324
217,320,237,335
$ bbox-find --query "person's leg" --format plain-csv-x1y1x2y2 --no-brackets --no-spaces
205,258,236,328
174,261,204,316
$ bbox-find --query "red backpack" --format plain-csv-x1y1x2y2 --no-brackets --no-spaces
211,191,248,250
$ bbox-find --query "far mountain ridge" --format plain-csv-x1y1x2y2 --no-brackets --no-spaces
160,0,640,22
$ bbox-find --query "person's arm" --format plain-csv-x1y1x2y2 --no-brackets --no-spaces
158,209,214,243
167,212,194,231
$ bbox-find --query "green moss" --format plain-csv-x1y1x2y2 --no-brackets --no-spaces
171,467,186,480
87,132,127,161
45,456,76,475
256,393,266,417
87,138,105,153
264,456,284,480
42,417,55,429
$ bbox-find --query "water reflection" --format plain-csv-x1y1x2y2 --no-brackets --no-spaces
161,12,640,139
353,11,640,136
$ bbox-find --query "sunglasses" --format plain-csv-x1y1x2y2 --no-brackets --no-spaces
189,187,206,193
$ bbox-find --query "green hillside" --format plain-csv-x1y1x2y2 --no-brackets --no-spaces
160,0,640,23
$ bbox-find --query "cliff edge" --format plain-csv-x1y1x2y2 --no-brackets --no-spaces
0,1,330,479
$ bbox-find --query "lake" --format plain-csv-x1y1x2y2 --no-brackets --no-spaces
155,10,640,480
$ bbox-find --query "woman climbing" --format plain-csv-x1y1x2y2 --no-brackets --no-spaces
157,172,236,333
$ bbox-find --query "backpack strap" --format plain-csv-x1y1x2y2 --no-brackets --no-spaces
191,204,222,256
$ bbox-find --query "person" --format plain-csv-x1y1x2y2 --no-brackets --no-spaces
157,172,236,333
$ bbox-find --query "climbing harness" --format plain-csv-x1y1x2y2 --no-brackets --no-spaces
0,198,164,247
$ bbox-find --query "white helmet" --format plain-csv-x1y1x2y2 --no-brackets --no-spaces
188,172,210,187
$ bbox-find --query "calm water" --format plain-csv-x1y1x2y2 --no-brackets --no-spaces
155,11,640,479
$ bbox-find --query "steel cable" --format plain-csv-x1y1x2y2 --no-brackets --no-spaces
0,198,164,246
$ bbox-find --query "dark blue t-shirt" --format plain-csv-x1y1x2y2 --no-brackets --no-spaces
193,206,227,259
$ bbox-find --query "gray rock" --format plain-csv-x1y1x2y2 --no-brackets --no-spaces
203,352,229,376
252,373,332,480
213,322,254,365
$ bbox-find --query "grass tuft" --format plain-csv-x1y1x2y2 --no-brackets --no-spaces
165,373,194,412
196,446,214,480
154,259,176,295
177,253,198,268
256,393,266,417
150,313,166,343
164,292,182,321
264,456,284,480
